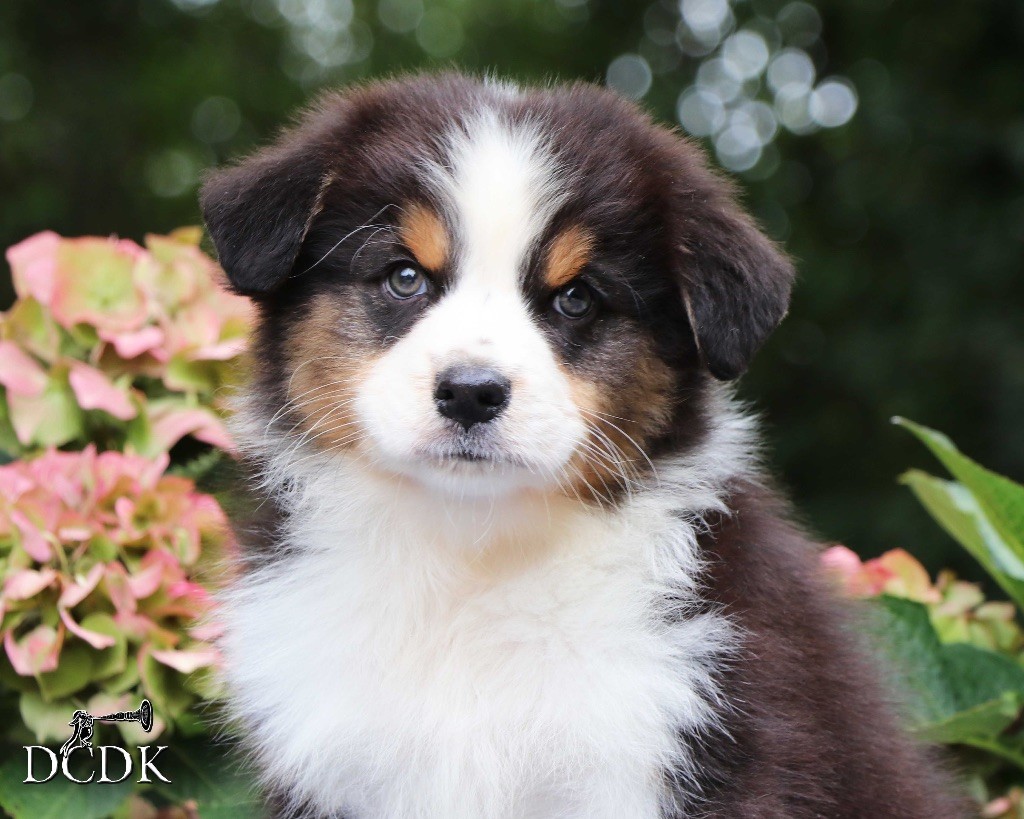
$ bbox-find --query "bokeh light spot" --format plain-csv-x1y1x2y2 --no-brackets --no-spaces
722,30,769,80
416,9,464,58
767,48,816,94
809,79,859,128
606,54,653,100
145,150,201,198
378,0,424,34
191,96,241,144
677,87,727,137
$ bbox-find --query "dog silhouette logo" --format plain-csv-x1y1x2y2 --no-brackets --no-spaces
23,698,169,785
58,699,153,758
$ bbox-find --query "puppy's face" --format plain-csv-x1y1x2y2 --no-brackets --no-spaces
202,76,793,501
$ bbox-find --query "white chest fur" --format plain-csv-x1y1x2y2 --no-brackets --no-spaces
220,451,740,819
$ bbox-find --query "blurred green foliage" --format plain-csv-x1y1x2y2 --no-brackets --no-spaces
0,0,1022,575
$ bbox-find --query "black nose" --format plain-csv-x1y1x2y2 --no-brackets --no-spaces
434,365,510,429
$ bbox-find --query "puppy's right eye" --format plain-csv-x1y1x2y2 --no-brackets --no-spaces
384,265,428,300
552,280,596,319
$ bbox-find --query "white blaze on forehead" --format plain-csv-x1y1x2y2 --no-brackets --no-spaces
438,111,565,292
348,110,585,496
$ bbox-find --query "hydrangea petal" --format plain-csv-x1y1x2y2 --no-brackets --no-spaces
112,611,160,642
58,607,117,649
189,619,224,641
10,510,53,561
150,405,235,453
68,361,137,420
2,568,58,601
167,579,210,605
98,325,166,360
126,560,166,600
820,545,861,578
0,469,34,501
103,562,138,614
56,525,93,541
192,337,247,361
150,645,219,674
875,548,940,603
4,625,62,676
59,563,105,608
5,231,60,304
0,342,48,396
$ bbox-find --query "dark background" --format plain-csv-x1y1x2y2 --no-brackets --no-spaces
1,0,1021,577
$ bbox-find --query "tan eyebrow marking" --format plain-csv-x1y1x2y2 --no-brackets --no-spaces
398,203,449,272
545,225,594,289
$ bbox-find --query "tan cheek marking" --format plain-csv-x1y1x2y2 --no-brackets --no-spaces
399,203,449,272
560,349,676,504
284,294,375,453
545,225,594,289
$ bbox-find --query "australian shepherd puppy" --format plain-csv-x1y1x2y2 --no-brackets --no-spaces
201,74,965,818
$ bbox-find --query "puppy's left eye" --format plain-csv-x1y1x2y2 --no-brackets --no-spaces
552,281,596,319
384,265,428,300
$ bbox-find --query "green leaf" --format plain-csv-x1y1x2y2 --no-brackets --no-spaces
0,751,134,819
164,357,219,394
899,468,1024,608
867,596,1024,766
0,389,24,459
148,736,259,818
124,410,155,458
919,693,1021,746
868,595,955,725
7,374,84,448
139,652,192,720
80,614,127,681
19,694,74,744
36,642,94,702
941,642,1024,712
894,416,1024,577
4,297,61,362
100,662,140,696
0,655,38,695
88,536,119,564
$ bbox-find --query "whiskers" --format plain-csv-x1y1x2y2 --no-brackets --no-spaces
549,408,658,508
248,364,658,516
253,369,371,483
295,203,399,278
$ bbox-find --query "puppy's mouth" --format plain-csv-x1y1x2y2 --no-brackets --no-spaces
416,433,526,469
448,448,489,463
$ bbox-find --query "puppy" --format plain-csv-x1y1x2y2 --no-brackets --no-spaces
201,74,966,818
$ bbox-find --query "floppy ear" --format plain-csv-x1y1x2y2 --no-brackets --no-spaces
199,122,336,296
667,153,795,381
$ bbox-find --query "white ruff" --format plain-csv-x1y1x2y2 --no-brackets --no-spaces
220,393,755,819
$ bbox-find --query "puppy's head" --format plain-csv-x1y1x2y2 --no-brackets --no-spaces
202,75,792,501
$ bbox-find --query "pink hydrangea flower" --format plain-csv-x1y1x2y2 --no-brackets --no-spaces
821,545,1023,653
0,229,246,742
1,229,251,453
821,545,940,602
0,447,234,738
